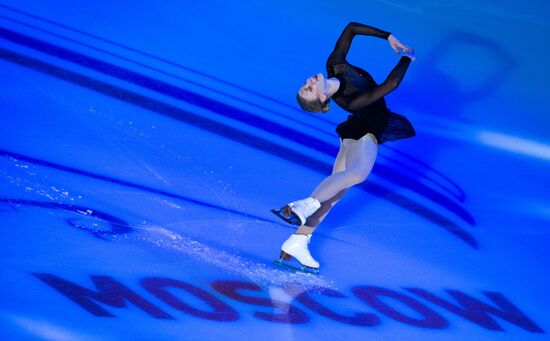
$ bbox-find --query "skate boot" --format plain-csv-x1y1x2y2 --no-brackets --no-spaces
272,233,319,274
271,197,321,226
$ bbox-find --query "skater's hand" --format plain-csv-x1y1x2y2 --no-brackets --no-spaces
402,50,417,61
388,34,414,55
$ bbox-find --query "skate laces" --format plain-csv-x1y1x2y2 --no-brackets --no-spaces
304,199,320,216
292,198,320,217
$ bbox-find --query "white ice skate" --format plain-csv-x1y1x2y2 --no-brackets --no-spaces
272,233,319,274
271,197,321,226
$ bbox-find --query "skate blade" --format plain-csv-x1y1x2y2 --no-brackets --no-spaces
272,259,319,275
270,208,302,226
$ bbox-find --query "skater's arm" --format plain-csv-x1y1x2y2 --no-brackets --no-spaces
347,56,412,111
328,22,391,63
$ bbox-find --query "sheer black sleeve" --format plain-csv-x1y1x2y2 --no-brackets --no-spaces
347,56,411,111
328,22,391,64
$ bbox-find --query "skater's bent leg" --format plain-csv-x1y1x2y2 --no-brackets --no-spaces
310,133,378,202
300,135,377,231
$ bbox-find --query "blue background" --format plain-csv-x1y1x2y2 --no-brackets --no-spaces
0,1,549,340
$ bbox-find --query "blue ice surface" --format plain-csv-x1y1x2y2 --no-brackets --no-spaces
0,0,549,340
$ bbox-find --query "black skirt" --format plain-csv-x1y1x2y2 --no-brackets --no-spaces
336,111,415,144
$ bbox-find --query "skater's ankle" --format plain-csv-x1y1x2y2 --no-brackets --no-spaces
296,226,315,235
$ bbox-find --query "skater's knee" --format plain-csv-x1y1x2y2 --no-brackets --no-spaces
346,169,369,185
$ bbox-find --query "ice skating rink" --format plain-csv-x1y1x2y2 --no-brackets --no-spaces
1,1,549,340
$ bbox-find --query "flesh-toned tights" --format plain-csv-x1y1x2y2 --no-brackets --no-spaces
296,133,378,235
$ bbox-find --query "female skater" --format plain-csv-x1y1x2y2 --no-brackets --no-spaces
272,22,416,272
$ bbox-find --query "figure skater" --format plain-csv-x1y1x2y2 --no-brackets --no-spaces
272,22,417,273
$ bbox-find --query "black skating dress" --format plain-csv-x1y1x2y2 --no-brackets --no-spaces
326,23,416,144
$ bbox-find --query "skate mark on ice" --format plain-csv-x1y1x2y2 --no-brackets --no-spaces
125,225,337,290
0,198,132,239
0,150,355,246
0,149,271,222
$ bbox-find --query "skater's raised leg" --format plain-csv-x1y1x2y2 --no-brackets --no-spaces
272,138,348,227
274,133,376,228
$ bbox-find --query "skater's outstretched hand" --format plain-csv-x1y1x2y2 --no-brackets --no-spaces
388,34,414,55
402,50,417,61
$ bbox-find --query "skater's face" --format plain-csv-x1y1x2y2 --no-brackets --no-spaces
298,73,327,103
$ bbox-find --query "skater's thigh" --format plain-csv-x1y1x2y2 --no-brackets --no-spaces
332,139,347,173
343,133,378,173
